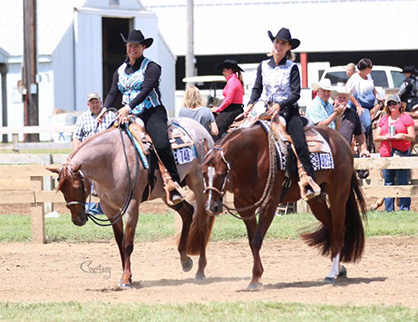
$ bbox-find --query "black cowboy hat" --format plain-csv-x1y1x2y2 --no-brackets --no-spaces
120,29,153,48
401,65,417,74
215,59,244,72
268,28,300,49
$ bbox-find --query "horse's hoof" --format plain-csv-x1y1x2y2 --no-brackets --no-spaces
182,257,193,272
248,282,263,291
324,277,336,285
118,282,132,289
338,266,347,278
195,274,206,282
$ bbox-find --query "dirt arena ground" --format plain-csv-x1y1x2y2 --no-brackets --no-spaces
1,201,417,307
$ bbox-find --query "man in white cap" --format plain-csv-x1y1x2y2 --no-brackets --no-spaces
73,92,116,150
306,78,344,130
331,87,370,158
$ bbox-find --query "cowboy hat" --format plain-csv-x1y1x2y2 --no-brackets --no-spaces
215,59,244,72
267,28,300,49
120,29,153,48
311,78,332,91
401,65,416,74
331,86,351,99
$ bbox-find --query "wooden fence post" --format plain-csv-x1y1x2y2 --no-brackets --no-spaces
31,176,45,244
41,154,53,214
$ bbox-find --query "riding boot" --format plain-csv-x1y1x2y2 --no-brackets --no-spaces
158,164,186,205
297,163,321,201
277,114,321,201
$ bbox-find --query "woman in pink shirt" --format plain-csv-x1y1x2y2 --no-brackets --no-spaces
374,94,415,211
211,59,244,140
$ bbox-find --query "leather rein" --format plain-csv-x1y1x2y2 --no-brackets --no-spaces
204,128,277,220
60,125,139,226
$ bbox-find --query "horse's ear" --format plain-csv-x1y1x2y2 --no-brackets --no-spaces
203,138,210,155
46,167,59,174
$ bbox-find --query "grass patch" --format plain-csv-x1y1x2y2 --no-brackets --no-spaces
1,211,418,243
0,301,416,322
0,212,175,243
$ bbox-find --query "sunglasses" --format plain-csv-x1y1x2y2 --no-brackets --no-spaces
387,102,398,106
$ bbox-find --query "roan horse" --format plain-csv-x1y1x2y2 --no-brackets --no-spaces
49,117,215,288
203,122,367,289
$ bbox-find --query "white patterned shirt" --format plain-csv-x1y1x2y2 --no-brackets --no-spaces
73,109,116,142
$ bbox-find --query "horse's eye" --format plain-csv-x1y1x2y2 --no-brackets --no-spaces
57,177,61,182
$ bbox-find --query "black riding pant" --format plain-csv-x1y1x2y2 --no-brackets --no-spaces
140,105,180,183
215,103,243,140
285,112,315,179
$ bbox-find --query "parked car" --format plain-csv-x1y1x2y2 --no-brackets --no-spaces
320,65,404,98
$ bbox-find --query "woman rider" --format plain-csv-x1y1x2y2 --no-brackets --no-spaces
244,27,320,200
211,59,244,140
101,29,184,205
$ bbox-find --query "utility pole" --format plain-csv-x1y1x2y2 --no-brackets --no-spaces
22,0,39,142
185,0,195,88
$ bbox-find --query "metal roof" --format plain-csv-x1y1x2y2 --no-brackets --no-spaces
0,0,146,58
0,47,10,63
0,0,85,57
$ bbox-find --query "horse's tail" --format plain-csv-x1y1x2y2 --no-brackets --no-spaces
186,213,215,255
340,172,367,262
301,172,367,262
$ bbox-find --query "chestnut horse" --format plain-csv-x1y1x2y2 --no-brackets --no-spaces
49,118,215,288
203,123,367,289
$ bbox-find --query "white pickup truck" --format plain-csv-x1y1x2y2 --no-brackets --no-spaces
320,65,404,98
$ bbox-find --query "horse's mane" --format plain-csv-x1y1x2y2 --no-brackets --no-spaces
220,124,264,151
68,126,117,161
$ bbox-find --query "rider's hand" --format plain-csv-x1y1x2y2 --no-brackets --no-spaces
243,104,254,118
210,106,218,113
268,103,281,117
116,106,131,124
96,107,107,124
359,149,370,157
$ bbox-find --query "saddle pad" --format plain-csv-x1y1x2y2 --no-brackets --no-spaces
127,120,197,167
257,120,334,171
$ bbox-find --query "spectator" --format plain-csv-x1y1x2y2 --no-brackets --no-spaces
331,87,370,157
179,86,219,138
73,92,116,150
398,65,418,112
374,94,415,211
73,92,116,215
346,62,356,80
346,58,382,140
306,78,344,130
211,59,244,140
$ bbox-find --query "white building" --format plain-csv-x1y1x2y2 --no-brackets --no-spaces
0,0,176,141
141,0,418,90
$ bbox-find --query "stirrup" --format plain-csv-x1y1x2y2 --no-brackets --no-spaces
163,177,186,206
298,173,321,201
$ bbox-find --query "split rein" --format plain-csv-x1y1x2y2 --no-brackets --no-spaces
205,128,277,221
62,125,139,226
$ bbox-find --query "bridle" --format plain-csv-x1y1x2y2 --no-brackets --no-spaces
58,164,87,210
58,124,139,226
203,147,230,198
203,128,277,220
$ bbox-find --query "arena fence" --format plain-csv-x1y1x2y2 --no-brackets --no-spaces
1,154,417,244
